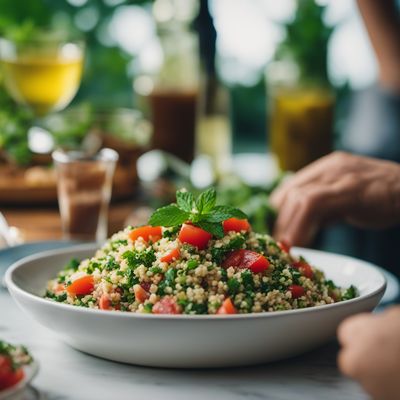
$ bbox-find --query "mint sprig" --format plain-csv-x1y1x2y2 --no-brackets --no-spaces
149,188,247,238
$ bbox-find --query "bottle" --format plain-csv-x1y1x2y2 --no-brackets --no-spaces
196,71,231,177
134,12,200,164
194,0,231,177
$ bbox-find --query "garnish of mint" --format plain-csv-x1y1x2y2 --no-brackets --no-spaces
148,188,247,238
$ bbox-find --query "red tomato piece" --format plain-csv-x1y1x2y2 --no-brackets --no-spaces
160,247,181,263
66,275,94,296
0,355,24,390
223,218,251,233
217,298,237,314
152,297,181,314
277,240,291,253
178,224,212,250
129,226,162,243
134,284,149,303
292,260,313,279
99,294,111,310
222,249,270,273
289,285,305,299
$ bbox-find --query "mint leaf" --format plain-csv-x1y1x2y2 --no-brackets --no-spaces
149,205,189,227
203,205,247,223
196,188,216,214
176,189,195,212
196,220,224,238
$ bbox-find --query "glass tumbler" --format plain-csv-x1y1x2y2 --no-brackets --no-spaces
52,148,118,242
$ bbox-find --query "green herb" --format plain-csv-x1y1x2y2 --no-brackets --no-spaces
64,258,80,271
342,285,358,300
227,277,240,295
149,188,247,238
45,290,67,303
122,248,156,269
104,257,119,271
325,280,337,290
162,225,180,239
143,303,153,313
185,302,208,314
124,268,139,288
150,266,163,274
187,259,199,270
241,270,254,290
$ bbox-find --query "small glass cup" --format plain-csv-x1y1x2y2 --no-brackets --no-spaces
52,148,118,242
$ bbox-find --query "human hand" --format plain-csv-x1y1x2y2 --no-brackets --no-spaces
270,151,400,247
338,307,400,400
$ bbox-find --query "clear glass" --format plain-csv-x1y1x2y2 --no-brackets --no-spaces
52,148,118,242
0,37,84,116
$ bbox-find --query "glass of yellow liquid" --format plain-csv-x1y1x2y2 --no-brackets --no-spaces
269,86,334,172
0,36,84,116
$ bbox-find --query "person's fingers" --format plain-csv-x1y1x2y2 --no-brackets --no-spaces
337,313,372,346
273,174,361,245
273,186,320,246
270,152,348,209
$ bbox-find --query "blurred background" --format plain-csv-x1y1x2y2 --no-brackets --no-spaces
0,0,399,276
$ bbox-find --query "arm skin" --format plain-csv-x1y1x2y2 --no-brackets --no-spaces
270,151,400,247
357,0,400,91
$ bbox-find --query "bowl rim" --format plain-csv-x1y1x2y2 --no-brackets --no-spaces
5,243,387,321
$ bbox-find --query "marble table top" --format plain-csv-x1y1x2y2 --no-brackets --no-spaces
0,287,370,400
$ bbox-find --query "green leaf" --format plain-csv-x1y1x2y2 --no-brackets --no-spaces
196,221,224,238
196,188,217,214
149,205,190,227
176,189,195,212
203,205,247,223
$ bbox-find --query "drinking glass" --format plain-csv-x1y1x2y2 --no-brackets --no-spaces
0,36,84,116
52,148,118,242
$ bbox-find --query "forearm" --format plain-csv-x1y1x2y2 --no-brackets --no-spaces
357,0,400,91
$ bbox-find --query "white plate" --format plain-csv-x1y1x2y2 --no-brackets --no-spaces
5,244,385,368
0,361,39,400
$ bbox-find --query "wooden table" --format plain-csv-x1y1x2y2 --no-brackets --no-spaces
1,201,136,242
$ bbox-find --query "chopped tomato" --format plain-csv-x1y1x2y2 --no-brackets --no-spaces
129,226,162,243
0,355,24,390
66,275,94,296
289,285,305,299
292,260,313,279
222,249,270,273
223,218,251,233
152,297,181,314
99,294,111,310
160,247,180,263
134,284,149,303
178,224,212,250
217,298,237,314
277,240,291,253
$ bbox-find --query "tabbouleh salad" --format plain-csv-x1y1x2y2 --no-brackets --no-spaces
45,188,358,315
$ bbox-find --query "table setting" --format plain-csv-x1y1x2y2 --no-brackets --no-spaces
1,1,400,399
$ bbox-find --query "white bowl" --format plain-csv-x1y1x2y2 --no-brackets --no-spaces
5,244,385,368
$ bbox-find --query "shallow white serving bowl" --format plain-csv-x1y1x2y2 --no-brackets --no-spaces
5,244,386,368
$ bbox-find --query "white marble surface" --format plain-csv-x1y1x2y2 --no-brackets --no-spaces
1,288,369,400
